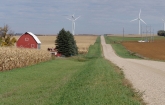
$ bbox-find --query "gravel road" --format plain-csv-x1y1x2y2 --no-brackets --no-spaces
101,36,165,105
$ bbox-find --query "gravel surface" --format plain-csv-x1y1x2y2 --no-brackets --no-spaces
101,36,165,105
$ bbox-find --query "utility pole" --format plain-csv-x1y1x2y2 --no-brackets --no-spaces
153,29,154,42
141,25,143,41
150,25,151,42
122,28,124,42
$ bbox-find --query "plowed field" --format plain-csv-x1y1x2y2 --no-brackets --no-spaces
122,39,165,61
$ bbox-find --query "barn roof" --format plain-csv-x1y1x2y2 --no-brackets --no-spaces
25,32,41,44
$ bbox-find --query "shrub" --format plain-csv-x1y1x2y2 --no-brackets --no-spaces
157,30,165,36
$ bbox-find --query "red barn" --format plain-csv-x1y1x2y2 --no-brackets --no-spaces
16,32,41,49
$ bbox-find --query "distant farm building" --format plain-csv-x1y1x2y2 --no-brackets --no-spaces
16,32,41,49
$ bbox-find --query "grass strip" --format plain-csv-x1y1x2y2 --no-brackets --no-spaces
104,36,141,59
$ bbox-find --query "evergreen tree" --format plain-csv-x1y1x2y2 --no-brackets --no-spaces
66,31,78,56
55,28,78,57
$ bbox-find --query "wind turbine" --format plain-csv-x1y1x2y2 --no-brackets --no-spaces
66,14,81,35
130,9,147,34
162,19,165,31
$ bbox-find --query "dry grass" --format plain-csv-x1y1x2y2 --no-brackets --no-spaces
75,36,98,53
15,35,98,54
0,47,51,71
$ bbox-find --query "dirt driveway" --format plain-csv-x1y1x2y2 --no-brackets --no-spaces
101,36,165,105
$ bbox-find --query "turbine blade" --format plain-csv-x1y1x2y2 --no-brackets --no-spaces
140,19,147,25
130,18,138,22
66,17,72,21
139,9,141,18
75,16,81,20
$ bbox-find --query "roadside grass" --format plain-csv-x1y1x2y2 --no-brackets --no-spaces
0,37,144,105
105,36,142,42
104,36,142,59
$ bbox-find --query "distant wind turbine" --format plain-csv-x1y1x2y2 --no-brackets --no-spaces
66,14,81,35
130,9,147,34
162,19,165,31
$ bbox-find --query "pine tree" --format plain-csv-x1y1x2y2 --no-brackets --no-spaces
55,28,67,54
67,31,78,55
55,28,78,57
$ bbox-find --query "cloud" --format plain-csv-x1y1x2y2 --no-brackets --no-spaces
0,0,164,34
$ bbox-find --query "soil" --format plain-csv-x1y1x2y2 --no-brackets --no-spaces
122,39,165,61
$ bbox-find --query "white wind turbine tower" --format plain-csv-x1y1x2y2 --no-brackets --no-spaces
162,19,165,31
130,9,147,34
66,14,81,35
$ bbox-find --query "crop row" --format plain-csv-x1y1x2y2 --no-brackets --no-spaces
0,47,51,71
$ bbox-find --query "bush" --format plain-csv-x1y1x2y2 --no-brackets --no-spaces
157,30,165,36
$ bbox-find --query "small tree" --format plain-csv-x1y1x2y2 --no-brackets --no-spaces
0,24,17,47
55,28,78,57
157,30,165,36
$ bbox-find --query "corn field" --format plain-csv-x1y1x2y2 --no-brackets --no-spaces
0,47,51,71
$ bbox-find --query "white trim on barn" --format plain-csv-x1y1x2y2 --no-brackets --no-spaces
26,32,41,44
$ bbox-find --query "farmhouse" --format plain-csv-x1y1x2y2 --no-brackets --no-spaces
16,32,41,49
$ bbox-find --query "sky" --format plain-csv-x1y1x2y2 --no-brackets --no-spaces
0,0,165,35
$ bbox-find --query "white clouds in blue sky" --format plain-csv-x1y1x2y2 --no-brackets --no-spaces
0,0,165,34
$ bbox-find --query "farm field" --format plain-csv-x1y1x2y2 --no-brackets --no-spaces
15,35,98,53
105,35,165,61
0,47,51,71
0,37,143,105
122,38,165,61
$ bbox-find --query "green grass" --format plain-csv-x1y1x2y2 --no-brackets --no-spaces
0,37,143,105
104,36,141,59
105,36,142,42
